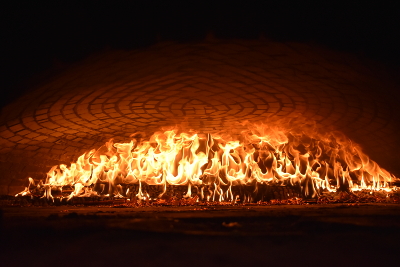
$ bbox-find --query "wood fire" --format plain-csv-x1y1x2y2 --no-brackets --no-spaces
15,120,399,205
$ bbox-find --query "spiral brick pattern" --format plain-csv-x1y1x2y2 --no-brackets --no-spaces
1,40,399,195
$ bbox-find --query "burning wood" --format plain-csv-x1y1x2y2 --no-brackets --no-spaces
15,120,399,204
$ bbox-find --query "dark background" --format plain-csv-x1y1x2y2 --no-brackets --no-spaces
1,1,400,109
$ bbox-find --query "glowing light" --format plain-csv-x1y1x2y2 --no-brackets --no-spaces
16,121,397,203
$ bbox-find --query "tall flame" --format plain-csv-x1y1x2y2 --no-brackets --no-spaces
17,121,397,202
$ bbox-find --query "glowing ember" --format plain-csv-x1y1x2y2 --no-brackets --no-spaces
16,121,398,203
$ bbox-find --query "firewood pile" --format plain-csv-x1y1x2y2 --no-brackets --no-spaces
3,184,399,207
317,190,400,204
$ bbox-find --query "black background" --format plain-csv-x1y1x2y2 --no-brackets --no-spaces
2,1,400,109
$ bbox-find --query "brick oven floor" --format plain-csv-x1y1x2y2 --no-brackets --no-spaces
1,204,399,266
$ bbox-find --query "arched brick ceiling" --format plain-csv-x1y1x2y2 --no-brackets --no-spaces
1,39,399,195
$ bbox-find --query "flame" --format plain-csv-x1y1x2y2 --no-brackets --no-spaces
16,121,398,203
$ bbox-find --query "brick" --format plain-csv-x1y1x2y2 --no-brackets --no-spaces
0,39,398,184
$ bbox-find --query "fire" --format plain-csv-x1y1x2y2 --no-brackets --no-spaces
16,121,397,203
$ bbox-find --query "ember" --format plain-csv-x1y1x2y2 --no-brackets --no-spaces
16,120,398,204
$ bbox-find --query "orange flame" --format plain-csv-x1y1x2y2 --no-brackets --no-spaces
16,121,397,202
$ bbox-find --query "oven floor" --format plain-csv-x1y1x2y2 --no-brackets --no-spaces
1,204,399,266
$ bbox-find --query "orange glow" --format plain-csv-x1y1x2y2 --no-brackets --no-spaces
16,121,397,202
